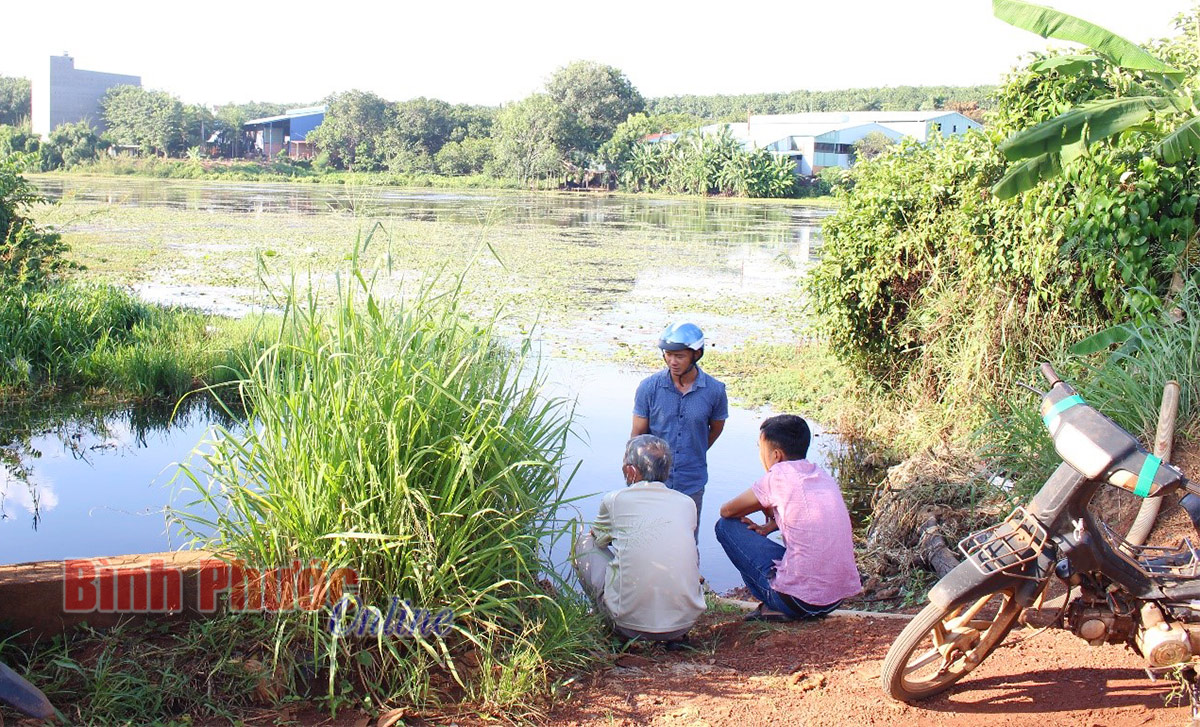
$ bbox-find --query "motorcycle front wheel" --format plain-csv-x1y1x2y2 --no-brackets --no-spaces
881,587,1022,702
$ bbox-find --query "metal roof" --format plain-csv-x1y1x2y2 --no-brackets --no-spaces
244,105,326,127
749,111,979,125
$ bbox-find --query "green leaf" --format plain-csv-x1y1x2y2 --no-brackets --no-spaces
998,96,1176,161
993,0,1183,76
1154,117,1200,164
1070,323,1133,355
1059,139,1086,166
1028,54,1103,74
992,151,1063,199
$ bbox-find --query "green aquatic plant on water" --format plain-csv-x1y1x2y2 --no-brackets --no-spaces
172,254,602,712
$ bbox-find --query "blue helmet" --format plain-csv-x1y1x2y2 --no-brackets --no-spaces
658,322,705,354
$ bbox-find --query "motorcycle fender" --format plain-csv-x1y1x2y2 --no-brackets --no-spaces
928,558,1046,610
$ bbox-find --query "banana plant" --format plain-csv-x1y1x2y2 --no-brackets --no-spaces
991,0,1196,199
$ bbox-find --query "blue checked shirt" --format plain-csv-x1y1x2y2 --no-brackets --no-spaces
632,367,729,495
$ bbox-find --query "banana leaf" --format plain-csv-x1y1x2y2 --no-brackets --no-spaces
1155,117,1200,164
993,0,1183,77
998,96,1177,161
1029,54,1103,74
992,150,1062,199
1069,323,1134,355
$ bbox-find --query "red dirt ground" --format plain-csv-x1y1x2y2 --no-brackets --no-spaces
544,612,1191,727
173,611,1189,726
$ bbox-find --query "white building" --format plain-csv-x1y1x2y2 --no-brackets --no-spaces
33,54,141,137
662,111,983,176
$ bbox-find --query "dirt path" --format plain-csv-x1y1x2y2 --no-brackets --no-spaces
549,612,1190,727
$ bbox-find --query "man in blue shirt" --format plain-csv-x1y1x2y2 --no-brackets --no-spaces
631,322,729,532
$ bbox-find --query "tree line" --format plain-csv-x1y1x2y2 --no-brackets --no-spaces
0,66,995,197
647,85,994,121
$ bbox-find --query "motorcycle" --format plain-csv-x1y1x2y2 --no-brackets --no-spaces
881,363,1200,722
0,660,54,720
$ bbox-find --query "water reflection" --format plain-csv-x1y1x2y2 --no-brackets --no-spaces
0,396,235,563
32,177,830,248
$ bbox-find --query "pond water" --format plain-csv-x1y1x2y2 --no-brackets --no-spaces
7,178,842,592
30,177,831,355
0,360,846,592
32,177,829,237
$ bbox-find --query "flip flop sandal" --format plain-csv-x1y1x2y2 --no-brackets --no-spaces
743,605,791,623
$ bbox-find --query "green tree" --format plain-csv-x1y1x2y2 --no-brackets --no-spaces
0,77,31,127
182,104,215,150
101,86,185,156
621,141,666,191
307,90,391,170
852,131,897,163
991,0,1200,198
446,104,495,142
804,9,1200,410
434,137,493,175
546,61,644,162
598,112,703,173
0,160,69,287
491,94,565,184
389,97,454,157
40,121,101,169
0,125,39,162
647,85,996,120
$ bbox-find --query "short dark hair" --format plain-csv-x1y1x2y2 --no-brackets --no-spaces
759,414,811,460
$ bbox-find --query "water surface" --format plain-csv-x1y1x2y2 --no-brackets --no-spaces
7,178,844,591
0,359,846,592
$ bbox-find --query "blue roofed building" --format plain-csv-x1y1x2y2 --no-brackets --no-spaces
243,105,326,160
652,111,983,176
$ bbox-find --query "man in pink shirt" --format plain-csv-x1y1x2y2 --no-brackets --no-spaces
716,414,861,621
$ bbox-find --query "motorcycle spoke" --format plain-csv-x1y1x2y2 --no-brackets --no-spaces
903,647,947,675
948,594,998,631
931,621,948,648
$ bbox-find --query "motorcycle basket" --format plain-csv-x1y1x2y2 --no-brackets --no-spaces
959,506,1050,576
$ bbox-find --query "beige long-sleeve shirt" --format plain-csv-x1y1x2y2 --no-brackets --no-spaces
593,481,706,633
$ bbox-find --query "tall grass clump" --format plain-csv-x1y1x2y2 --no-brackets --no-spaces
174,262,600,712
978,277,1200,495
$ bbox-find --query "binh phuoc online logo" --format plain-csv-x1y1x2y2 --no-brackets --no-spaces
63,558,359,613
327,595,454,638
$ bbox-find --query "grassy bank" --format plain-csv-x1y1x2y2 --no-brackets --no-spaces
47,158,839,203
3,261,605,721
59,156,532,190
0,281,268,404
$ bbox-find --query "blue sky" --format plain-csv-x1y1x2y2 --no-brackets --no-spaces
2,1,1192,106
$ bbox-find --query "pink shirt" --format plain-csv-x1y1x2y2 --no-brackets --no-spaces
752,459,861,606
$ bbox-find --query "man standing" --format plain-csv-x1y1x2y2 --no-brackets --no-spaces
573,435,706,641
631,322,728,528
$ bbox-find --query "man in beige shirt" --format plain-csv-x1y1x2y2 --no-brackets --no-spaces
573,435,706,641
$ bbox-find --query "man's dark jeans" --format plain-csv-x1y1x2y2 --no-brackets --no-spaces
714,516,839,619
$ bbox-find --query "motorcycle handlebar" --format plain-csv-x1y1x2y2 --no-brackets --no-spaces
1041,362,1062,387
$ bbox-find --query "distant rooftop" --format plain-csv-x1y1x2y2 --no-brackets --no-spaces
244,105,326,126
748,111,972,125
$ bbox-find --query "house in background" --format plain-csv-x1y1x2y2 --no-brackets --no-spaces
654,111,983,175
33,54,140,137
243,106,326,160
